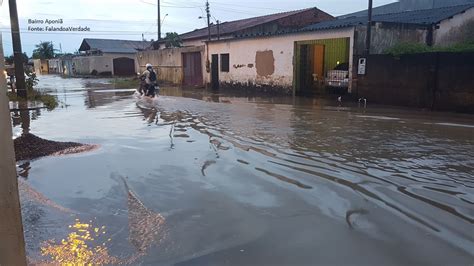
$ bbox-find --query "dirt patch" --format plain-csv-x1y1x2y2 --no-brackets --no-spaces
14,133,99,161
255,50,275,77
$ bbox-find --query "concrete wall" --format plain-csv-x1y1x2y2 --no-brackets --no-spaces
182,39,205,48
72,53,136,76
355,52,474,113
137,46,205,85
0,35,27,266
435,7,474,46
206,28,354,93
354,23,428,55
48,58,62,74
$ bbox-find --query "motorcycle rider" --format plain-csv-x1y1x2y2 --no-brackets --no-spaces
140,63,158,97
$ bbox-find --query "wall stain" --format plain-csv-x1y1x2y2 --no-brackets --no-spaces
256,50,275,77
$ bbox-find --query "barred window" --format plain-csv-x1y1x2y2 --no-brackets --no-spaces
221,54,230,72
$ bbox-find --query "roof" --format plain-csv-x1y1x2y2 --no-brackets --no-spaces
340,0,474,18
304,4,474,31
178,7,330,41
79,38,152,54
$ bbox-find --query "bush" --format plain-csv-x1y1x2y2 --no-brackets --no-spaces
385,43,432,56
8,69,58,110
385,41,474,56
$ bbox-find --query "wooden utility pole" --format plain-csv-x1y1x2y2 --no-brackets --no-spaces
365,0,373,55
206,0,211,41
157,0,161,41
0,34,27,266
8,0,26,98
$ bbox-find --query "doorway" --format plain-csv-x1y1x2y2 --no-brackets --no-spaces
182,52,203,87
211,54,219,90
294,37,350,96
113,57,135,76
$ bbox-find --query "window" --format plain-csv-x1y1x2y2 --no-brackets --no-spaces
221,53,230,72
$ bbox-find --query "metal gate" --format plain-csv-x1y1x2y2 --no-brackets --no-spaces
182,52,203,87
113,57,135,76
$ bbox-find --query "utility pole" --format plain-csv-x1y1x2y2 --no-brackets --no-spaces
0,34,27,266
365,0,373,55
9,0,26,98
157,0,161,41
217,20,220,40
206,0,211,41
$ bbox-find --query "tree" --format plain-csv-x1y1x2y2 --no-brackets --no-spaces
5,53,28,65
164,32,183,48
32,41,56,59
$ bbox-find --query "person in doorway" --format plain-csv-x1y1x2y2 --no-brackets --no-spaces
141,63,158,98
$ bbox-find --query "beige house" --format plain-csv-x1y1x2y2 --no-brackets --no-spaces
146,8,335,87
73,39,151,76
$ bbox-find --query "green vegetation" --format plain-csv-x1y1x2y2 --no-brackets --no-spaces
164,32,183,48
8,71,59,110
385,41,474,57
110,78,138,89
4,53,29,65
32,41,57,59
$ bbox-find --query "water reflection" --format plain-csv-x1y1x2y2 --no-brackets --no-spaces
40,219,118,265
85,89,135,108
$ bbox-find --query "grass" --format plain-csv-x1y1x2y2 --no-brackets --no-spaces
8,89,59,110
110,78,138,89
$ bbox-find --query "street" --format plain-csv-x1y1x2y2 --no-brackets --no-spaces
17,75,474,265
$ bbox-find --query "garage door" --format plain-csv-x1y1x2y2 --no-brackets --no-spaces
113,57,135,76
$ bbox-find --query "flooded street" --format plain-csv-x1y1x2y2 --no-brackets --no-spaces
15,75,474,265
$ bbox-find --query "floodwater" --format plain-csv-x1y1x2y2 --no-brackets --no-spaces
14,75,474,265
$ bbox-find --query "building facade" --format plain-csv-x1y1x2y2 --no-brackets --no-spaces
73,39,151,76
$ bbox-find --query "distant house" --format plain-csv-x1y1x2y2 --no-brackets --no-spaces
48,58,62,74
33,59,49,75
73,38,152,76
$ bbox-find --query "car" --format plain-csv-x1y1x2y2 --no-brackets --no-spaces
326,63,349,88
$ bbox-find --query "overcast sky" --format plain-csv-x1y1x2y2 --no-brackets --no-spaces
0,0,396,56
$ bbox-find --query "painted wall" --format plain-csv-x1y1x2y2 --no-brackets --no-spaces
72,53,136,76
137,46,205,85
182,39,206,48
434,7,474,46
33,59,49,75
206,28,354,92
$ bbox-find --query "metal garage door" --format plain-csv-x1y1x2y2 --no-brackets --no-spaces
113,57,135,76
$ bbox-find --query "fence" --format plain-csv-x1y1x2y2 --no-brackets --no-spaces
354,52,474,113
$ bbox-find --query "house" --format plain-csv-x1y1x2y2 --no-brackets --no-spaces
47,55,75,76
73,38,151,76
205,4,474,95
48,58,62,74
61,55,74,76
143,8,335,87
33,59,48,75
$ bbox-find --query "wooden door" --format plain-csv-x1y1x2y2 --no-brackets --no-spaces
182,52,203,87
